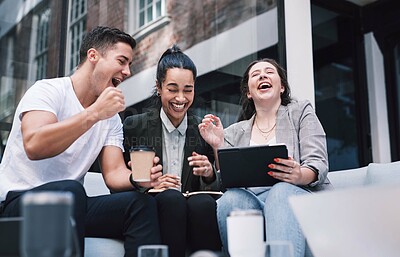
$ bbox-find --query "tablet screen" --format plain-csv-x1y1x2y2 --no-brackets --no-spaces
218,144,288,188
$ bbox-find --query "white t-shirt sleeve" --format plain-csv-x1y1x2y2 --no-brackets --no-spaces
18,79,62,120
17,78,124,151
104,114,124,151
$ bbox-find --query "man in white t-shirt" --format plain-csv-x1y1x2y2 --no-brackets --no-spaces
0,26,162,257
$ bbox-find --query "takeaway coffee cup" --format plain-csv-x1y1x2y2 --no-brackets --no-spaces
130,146,155,182
227,209,265,257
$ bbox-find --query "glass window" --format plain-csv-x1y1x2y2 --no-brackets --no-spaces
123,1,279,130
68,0,87,74
0,36,14,161
126,0,168,40
0,36,15,122
137,0,163,28
191,47,279,128
35,8,51,80
311,4,361,170
391,41,400,158
395,44,400,121
0,0,279,162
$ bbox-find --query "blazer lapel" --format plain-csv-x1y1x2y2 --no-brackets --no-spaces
238,116,254,146
276,105,295,156
181,116,197,191
148,114,163,163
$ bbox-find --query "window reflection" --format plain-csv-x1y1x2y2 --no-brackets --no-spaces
0,0,278,162
394,43,400,151
125,1,279,129
68,0,87,74
136,0,166,29
35,8,51,80
312,4,360,170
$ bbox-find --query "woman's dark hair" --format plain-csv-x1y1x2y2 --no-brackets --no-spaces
78,26,136,66
156,44,197,86
238,58,291,121
149,44,197,107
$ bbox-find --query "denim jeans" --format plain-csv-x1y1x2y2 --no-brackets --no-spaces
217,182,312,257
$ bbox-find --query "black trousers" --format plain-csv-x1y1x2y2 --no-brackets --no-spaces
154,189,222,257
0,180,161,257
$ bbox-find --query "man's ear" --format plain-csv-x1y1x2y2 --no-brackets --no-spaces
87,48,98,62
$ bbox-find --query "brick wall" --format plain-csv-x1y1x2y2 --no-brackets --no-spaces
47,0,63,78
87,0,126,30
0,0,276,120
130,0,276,75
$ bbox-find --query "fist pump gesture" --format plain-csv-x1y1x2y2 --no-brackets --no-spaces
90,87,125,121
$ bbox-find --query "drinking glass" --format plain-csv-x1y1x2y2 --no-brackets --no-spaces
138,245,168,257
265,241,294,257
20,191,74,257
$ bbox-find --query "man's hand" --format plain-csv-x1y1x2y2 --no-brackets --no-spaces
137,156,163,188
88,87,125,121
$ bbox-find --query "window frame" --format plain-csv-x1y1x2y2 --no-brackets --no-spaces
66,0,87,75
34,7,51,80
127,0,170,41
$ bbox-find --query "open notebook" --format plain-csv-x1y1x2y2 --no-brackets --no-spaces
289,184,400,257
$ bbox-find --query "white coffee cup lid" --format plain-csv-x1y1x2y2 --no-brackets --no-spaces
229,209,262,216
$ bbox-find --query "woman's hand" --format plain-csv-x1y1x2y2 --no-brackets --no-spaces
153,174,181,190
188,152,214,179
267,157,317,185
198,114,224,149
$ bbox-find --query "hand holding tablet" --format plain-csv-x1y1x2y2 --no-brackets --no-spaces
218,144,288,188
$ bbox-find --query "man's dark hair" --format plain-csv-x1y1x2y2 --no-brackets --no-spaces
78,26,136,66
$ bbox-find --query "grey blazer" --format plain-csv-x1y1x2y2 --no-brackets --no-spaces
223,100,332,192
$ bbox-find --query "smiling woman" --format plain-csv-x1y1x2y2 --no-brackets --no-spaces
123,45,222,257
198,58,330,257
157,68,195,127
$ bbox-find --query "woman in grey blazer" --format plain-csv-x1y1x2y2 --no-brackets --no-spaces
199,58,331,257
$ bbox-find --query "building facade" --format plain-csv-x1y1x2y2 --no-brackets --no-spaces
0,0,399,171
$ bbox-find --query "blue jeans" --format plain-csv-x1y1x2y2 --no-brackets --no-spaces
217,182,312,257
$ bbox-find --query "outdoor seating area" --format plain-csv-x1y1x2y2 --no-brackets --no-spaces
83,161,400,257
1,1,400,256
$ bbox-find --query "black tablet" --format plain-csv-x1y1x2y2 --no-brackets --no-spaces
218,144,288,188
